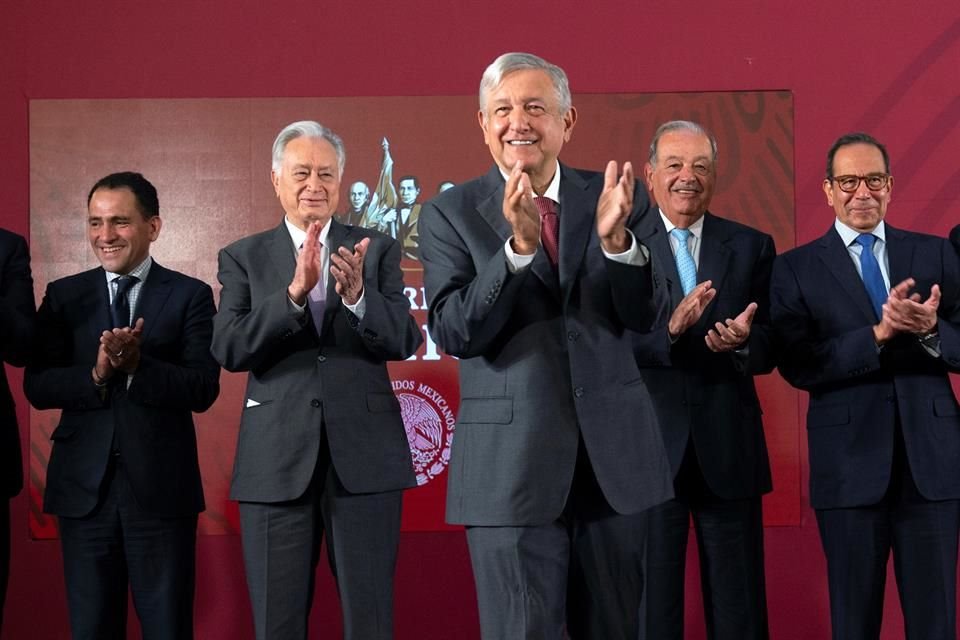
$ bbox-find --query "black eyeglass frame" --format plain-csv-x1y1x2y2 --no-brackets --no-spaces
829,173,891,193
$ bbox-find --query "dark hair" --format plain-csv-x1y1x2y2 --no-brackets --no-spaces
826,132,890,179
87,172,159,219
398,175,421,190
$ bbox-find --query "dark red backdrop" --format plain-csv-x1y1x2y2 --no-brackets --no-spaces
2,3,960,639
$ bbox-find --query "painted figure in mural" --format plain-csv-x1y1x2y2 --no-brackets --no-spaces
337,180,370,228
0,228,34,636
634,120,775,640
211,120,421,640
771,132,960,640
24,172,220,640
393,175,421,260
418,51,672,639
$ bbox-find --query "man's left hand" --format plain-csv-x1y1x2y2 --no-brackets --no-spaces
705,302,757,352
101,317,145,373
332,237,370,305
596,161,634,254
885,278,940,335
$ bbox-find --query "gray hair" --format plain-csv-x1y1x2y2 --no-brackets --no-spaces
271,120,346,176
648,120,718,165
479,52,572,116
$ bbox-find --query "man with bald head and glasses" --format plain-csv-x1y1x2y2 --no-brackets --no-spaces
771,132,960,639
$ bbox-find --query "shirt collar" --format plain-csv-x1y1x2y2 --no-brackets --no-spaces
835,218,886,246
285,216,332,250
498,160,563,204
104,255,153,284
659,209,705,238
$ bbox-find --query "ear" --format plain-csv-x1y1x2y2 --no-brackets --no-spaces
271,170,281,196
644,162,655,190
148,215,163,241
562,106,578,142
886,175,894,200
478,110,490,145
822,179,834,206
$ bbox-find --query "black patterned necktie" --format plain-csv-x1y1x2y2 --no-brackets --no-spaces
111,275,137,328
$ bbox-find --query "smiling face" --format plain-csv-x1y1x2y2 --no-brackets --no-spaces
271,135,341,230
645,129,716,228
87,187,161,275
478,68,577,193
824,142,892,232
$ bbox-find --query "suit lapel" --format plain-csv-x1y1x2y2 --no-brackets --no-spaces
695,214,733,331
476,167,561,301
134,262,173,344
817,226,878,322
637,213,684,310
557,165,593,302
884,224,912,287
86,268,113,340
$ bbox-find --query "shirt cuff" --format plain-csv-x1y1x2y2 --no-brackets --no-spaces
504,237,535,273
603,230,649,266
344,289,366,320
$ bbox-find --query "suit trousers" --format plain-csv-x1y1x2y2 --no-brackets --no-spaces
815,424,960,640
238,435,404,640
641,443,768,640
58,455,198,640
465,440,647,640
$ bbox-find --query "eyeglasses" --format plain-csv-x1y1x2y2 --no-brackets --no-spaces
830,173,891,193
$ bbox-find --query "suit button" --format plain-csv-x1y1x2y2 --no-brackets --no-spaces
317,355,326,362
567,331,580,342
310,399,321,408
574,387,584,398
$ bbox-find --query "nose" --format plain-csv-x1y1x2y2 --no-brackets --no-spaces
853,179,873,198
677,163,696,181
306,171,323,191
100,222,118,242
507,107,530,131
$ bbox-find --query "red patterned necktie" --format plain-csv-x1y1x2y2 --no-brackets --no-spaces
533,196,559,267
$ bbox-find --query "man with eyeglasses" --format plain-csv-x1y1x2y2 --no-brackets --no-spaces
771,132,960,639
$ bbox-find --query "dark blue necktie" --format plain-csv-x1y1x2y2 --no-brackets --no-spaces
854,234,887,319
111,275,137,328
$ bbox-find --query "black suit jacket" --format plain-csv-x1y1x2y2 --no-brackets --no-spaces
211,220,421,502
25,262,220,517
419,164,673,526
0,230,35,498
771,224,960,509
634,212,775,499
951,224,960,254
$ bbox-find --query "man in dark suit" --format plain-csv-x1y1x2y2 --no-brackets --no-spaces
24,172,220,640
0,228,34,633
211,120,422,640
418,52,672,639
771,132,960,640
950,224,960,255
634,121,774,640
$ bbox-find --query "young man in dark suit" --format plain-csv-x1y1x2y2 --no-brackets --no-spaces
25,172,220,640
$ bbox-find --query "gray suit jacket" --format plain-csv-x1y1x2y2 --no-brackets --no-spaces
419,164,673,526
212,220,422,501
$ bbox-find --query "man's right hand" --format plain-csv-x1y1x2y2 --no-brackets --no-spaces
287,220,324,305
668,280,716,339
503,162,541,255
